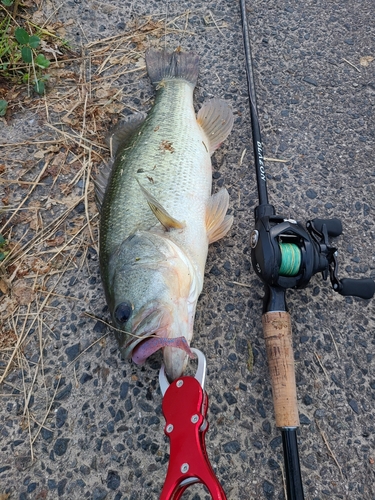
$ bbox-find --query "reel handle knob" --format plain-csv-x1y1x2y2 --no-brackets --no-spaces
336,278,375,300
310,218,343,237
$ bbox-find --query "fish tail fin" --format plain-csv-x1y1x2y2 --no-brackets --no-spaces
145,48,199,87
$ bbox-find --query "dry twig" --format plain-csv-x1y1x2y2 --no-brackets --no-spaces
316,421,344,478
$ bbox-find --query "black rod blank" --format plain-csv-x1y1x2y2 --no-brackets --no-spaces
239,0,269,207
282,429,305,500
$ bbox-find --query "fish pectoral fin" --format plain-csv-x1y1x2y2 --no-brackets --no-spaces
94,158,114,211
106,113,147,157
137,180,185,230
206,188,233,243
197,98,234,154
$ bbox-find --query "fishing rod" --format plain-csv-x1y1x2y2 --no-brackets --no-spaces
239,1,375,499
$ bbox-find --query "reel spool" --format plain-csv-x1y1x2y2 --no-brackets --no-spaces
279,243,301,277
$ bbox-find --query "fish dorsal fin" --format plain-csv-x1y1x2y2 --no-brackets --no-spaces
206,188,233,243
95,114,146,211
94,158,113,211
197,98,234,154
137,180,185,230
106,113,147,157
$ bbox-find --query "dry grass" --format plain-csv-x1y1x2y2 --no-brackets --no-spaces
0,8,192,457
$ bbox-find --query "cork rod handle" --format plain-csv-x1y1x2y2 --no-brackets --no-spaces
262,311,299,428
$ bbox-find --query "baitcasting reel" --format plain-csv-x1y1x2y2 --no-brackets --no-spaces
250,207,375,304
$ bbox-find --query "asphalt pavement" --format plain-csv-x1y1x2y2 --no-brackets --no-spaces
1,0,375,499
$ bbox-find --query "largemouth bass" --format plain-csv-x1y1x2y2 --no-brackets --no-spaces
96,48,233,380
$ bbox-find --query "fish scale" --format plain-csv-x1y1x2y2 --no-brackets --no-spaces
97,48,234,380
100,80,212,294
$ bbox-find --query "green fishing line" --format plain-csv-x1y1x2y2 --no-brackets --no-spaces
279,243,301,277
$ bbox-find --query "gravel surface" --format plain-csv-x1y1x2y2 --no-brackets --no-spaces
1,0,375,499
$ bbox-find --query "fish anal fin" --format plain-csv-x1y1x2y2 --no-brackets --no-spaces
106,113,147,157
206,188,233,243
208,215,233,244
137,180,185,230
197,98,234,154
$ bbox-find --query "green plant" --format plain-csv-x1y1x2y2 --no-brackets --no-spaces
0,100,7,116
0,16,16,75
14,27,50,94
0,2,61,95
0,234,9,261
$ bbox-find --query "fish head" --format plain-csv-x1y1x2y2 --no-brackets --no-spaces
105,231,201,380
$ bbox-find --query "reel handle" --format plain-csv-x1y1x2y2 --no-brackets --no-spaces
310,218,342,237
262,311,299,428
337,278,375,300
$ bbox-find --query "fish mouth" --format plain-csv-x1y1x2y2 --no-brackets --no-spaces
121,308,193,363
131,336,194,366
121,308,167,360
119,304,195,379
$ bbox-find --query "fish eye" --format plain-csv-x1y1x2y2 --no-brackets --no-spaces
114,301,134,324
